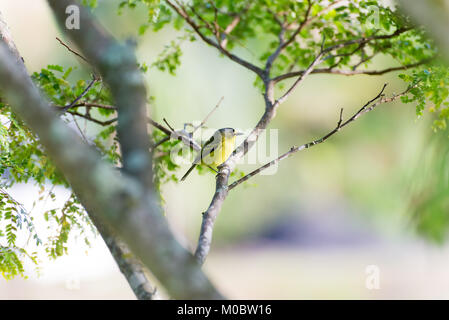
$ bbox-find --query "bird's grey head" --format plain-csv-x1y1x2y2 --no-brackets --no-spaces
217,128,243,138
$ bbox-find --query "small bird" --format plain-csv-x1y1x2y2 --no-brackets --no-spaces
181,128,243,181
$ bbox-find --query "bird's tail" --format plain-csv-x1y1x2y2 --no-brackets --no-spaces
180,164,197,181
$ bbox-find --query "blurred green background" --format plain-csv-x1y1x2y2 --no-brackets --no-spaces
1,0,449,299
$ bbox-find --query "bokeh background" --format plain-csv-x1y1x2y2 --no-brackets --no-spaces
1,0,449,299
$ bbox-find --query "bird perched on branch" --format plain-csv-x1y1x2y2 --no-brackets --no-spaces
181,127,244,181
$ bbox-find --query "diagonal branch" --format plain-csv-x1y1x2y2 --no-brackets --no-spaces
56,36,90,64
274,48,326,107
277,1,312,52
61,75,98,112
192,96,224,133
228,83,415,190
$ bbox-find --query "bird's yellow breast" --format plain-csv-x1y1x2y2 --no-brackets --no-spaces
201,135,236,168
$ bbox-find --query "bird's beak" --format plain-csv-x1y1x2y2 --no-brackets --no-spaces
235,131,245,136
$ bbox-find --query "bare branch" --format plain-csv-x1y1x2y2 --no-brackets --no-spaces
228,83,416,190
163,118,175,132
194,84,285,264
88,211,160,300
220,15,241,49
56,36,90,64
101,229,160,300
56,101,201,152
61,75,98,112
152,136,171,149
273,27,414,83
274,48,326,107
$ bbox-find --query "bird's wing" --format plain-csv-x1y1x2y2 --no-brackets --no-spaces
193,134,221,164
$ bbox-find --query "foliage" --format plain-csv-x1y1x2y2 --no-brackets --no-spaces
400,64,449,131
44,192,96,259
0,189,40,279
151,30,195,75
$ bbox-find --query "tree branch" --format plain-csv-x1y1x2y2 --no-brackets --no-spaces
0,11,24,65
272,58,433,83
228,83,415,190
61,75,98,112
274,48,326,107
192,96,224,133
56,36,90,64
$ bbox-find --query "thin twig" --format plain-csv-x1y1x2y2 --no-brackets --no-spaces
61,76,98,112
165,0,264,77
70,113,89,143
152,136,171,149
163,118,175,132
192,96,224,133
56,37,90,64
274,47,325,107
